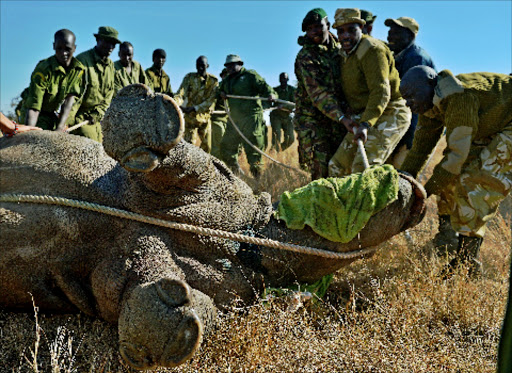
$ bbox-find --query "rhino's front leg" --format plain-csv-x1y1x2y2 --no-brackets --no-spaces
118,278,216,370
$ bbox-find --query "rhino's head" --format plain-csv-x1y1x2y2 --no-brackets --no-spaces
102,84,184,173
102,84,273,238
118,278,216,370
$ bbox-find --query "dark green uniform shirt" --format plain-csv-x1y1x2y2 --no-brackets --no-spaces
219,67,275,116
145,65,173,96
114,60,148,93
24,55,85,116
271,84,296,120
75,48,116,124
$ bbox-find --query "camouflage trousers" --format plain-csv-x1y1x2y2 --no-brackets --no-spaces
437,123,512,238
211,116,227,159
295,114,347,180
328,98,411,177
184,119,211,154
270,113,295,151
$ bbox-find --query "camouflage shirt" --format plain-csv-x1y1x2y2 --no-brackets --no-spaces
294,33,345,122
145,65,173,96
24,55,85,114
75,48,116,123
114,60,148,93
174,72,219,125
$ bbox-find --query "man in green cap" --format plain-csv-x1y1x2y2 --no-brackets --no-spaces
218,54,276,177
294,7,348,180
328,8,411,177
72,26,120,142
399,66,512,276
360,9,377,35
210,68,228,159
23,29,85,131
270,72,296,151
114,41,148,94
174,56,218,153
146,49,173,97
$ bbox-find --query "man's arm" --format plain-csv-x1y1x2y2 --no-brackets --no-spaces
358,47,392,126
56,95,76,131
424,93,480,195
24,64,48,127
400,115,444,179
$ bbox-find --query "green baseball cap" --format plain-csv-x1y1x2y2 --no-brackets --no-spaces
94,26,121,44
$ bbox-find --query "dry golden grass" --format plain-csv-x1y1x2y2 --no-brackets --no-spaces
1,135,510,373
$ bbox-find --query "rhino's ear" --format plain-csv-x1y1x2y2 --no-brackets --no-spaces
120,146,160,173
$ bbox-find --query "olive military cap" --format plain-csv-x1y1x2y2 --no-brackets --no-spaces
360,10,377,24
94,26,121,44
333,8,366,28
384,17,419,35
224,54,243,66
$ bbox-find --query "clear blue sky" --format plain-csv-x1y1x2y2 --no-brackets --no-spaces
1,0,511,115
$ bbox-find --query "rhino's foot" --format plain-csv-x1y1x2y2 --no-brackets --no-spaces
118,279,213,370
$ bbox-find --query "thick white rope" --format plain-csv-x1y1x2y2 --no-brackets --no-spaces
0,193,377,260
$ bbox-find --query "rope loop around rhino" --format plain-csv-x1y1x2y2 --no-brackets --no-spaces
0,193,377,260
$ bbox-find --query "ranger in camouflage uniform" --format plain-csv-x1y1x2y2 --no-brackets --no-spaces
72,26,120,142
270,72,296,151
114,41,148,94
174,56,219,153
218,54,276,177
328,8,411,177
24,29,85,131
400,66,512,275
294,8,347,180
145,49,173,97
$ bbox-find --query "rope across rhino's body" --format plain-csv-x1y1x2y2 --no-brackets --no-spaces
0,193,377,260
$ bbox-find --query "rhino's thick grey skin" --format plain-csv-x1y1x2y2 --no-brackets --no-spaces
0,84,426,370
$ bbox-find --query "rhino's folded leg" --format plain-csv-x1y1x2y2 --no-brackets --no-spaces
50,267,97,316
118,278,216,370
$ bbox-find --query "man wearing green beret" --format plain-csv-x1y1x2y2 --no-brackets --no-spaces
328,8,411,177
218,54,276,177
23,29,85,131
114,41,148,94
174,56,219,153
294,8,348,180
360,9,377,36
146,49,173,97
399,66,512,276
72,26,120,142
270,72,296,151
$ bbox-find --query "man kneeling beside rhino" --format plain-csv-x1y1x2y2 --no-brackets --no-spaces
0,85,426,370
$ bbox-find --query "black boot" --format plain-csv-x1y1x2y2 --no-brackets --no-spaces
433,215,459,256
443,235,483,278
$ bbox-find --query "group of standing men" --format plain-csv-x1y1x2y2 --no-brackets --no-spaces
16,26,173,143
15,25,298,179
